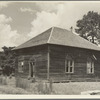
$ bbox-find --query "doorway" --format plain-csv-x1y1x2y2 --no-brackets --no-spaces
29,61,35,77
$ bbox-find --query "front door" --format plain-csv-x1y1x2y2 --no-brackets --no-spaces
29,62,35,77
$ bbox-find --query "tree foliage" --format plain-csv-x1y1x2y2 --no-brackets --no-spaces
0,46,16,76
75,11,100,44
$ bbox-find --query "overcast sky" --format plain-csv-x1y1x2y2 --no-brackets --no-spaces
0,1,100,51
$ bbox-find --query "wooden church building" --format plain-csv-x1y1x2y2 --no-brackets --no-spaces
13,27,100,82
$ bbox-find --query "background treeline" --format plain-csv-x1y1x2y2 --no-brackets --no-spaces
0,46,16,76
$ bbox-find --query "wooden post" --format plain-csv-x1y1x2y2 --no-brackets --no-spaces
47,46,50,80
28,62,31,78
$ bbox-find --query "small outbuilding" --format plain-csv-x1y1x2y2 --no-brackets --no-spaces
13,27,100,82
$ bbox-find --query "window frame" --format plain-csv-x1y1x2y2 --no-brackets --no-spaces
87,58,94,74
18,61,24,73
65,59,74,73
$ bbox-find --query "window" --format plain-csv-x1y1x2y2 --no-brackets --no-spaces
87,58,94,74
18,61,24,72
65,59,74,73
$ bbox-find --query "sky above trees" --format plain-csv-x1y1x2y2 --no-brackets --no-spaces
1,1,100,51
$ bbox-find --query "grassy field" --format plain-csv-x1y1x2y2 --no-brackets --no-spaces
53,82,100,95
0,76,100,95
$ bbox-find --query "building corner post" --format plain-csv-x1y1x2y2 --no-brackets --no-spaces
47,45,50,80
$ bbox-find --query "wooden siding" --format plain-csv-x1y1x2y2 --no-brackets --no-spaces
15,45,48,79
15,44,100,82
49,45,100,82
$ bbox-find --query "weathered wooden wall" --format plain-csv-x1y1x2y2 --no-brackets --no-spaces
49,44,100,82
15,45,48,79
15,44,100,82
49,45,65,80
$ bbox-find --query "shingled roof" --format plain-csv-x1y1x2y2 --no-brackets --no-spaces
13,27,100,51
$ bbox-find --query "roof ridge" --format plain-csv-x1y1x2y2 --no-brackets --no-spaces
47,27,54,43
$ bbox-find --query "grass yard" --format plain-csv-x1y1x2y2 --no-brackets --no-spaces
0,76,100,95
0,85,30,94
53,82,100,95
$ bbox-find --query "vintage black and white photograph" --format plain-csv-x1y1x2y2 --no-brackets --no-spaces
1,1,100,95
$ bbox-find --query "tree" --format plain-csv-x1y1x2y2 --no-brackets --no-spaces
75,11,100,44
0,46,16,76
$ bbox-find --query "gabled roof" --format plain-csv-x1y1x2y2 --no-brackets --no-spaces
13,27,100,51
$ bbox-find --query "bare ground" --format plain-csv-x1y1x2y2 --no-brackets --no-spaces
1,76,100,95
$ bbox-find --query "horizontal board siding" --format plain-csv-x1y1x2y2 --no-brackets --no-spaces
94,62,100,78
75,58,87,63
49,45,100,81
15,45,48,79
15,44,100,81
74,62,86,75
16,45,48,55
49,46,66,80
50,53,65,73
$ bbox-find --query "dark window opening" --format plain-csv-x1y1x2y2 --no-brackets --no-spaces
65,59,74,73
